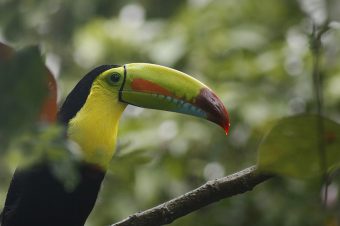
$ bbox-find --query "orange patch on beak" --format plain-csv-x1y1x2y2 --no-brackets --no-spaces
131,78,173,97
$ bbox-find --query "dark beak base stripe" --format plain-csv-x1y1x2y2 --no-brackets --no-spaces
119,64,127,103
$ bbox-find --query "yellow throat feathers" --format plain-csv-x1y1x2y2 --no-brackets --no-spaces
67,80,127,169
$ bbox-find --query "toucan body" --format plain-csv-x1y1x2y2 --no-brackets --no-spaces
1,63,229,226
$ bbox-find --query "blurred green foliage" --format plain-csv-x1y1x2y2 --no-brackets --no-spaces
1,0,340,226
258,115,340,178
0,46,47,148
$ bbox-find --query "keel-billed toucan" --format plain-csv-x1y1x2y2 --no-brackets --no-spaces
1,63,229,226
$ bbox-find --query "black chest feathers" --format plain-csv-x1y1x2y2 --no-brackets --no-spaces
1,163,105,226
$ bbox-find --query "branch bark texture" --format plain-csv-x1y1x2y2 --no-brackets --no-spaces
111,165,272,226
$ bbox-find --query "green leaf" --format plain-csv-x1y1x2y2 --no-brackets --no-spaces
257,114,340,178
0,45,48,149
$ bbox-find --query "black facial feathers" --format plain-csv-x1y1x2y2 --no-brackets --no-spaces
57,65,120,124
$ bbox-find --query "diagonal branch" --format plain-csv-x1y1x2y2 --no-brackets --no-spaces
111,165,273,226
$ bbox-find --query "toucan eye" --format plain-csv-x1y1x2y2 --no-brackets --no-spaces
109,73,121,83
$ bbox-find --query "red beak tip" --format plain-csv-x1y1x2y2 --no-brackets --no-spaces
224,123,230,136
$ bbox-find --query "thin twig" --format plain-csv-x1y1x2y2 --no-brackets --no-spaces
311,22,330,206
111,166,272,226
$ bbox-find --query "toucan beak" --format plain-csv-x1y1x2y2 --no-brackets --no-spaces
119,63,230,134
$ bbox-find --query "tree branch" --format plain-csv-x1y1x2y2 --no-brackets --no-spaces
111,165,272,226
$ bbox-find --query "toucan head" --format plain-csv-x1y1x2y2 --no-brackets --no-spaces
58,63,229,167
59,63,229,134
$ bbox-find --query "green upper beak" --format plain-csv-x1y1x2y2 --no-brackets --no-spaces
119,63,230,134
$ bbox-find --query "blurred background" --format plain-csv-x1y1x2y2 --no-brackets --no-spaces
1,0,340,225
